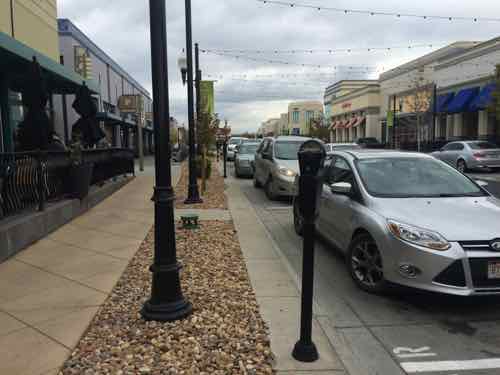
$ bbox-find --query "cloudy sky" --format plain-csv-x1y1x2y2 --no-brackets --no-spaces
58,0,500,133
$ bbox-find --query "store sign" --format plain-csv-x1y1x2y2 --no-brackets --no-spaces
341,102,352,109
74,46,92,79
118,95,144,113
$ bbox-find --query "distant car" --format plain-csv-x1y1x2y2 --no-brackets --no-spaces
431,141,500,173
234,142,260,178
293,149,500,296
226,137,248,161
325,143,361,153
357,137,384,149
253,136,311,200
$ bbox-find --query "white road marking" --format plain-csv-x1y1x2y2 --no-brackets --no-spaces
394,347,437,359
401,358,500,373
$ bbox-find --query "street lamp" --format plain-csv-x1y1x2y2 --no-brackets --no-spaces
178,55,187,86
179,1,202,204
141,0,192,322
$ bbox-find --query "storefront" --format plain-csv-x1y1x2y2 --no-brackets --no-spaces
0,30,98,152
326,81,381,143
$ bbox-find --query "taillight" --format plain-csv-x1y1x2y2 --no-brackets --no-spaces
473,152,485,158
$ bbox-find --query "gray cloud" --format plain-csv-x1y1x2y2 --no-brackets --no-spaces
59,0,500,132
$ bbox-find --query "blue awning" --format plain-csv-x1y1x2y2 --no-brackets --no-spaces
446,87,480,113
436,93,455,113
470,83,496,111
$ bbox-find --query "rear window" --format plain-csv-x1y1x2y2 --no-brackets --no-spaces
468,142,498,150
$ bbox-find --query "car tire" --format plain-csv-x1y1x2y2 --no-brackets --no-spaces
265,176,277,201
457,159,468,173
293,198,303,236
347,233,388,294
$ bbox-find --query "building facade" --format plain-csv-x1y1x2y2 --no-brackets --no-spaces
260,118,281,136
55,19,153,152
0,0,59,61
433,37,500,144
287,101,323,136
325,80,381,143
279,113,288,135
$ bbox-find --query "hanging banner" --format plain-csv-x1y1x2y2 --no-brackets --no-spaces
387,110,394,128
200,81,215,116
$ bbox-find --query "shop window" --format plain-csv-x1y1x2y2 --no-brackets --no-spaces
292,110,300,123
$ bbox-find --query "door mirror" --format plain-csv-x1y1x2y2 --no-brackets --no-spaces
262,152,273,161
475,180,488,187
330,182,352,195
439,148,444,152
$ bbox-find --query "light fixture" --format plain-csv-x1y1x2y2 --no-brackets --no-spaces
177,54,187,85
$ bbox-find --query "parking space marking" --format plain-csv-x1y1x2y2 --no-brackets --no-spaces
401,358,500,373
394,346,437,359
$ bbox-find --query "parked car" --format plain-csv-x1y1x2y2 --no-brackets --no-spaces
293,149,500,296
356,137,385,149
325,143,361,153
254,136,311,200
226,137,248,161
431,140,500,172
234,142,260,178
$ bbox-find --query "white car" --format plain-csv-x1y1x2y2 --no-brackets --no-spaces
226,137,248,161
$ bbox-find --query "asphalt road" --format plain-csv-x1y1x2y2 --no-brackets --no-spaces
228,163,500,375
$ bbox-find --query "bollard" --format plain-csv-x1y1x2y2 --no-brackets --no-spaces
292,140,326,363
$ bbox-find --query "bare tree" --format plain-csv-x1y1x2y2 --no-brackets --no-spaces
404,66,432,152
489,64,500,132
197,112,219,193
309,116,330,142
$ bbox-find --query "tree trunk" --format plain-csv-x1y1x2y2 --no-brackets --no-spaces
201,145,207,193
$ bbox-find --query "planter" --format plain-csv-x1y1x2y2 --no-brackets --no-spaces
69,162,94,200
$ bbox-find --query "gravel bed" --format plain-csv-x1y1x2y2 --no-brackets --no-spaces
60,220,274,374
175,162,228,210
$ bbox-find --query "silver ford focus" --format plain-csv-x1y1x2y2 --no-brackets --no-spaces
293,149,500,296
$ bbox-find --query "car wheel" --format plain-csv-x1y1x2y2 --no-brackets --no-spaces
347,233,387,294
293,199,303,236
265,176,277,201
457,159,468,173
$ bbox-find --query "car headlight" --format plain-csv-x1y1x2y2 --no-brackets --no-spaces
387,220,450,251
278,167,297,178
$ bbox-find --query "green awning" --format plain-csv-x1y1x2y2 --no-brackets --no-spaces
0,31,99,94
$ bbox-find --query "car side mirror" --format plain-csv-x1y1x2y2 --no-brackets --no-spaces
330,182,352,195
475,180,488,187
262,152,272,161
439,148,444,152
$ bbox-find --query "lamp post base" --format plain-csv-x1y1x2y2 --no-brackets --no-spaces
184,184,203,204
141,298,192,322
292,340,319,362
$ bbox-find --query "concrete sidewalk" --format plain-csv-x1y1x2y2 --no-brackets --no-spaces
225,167,347,374
0,158,179,375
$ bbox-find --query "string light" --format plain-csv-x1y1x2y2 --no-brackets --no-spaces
257,0,500,23
203,43,446,55
202,50,377,70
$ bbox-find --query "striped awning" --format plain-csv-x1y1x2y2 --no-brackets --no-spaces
331,121,338,129
345,118,357,129
352,117,366,128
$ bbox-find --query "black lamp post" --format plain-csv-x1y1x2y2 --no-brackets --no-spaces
141,0,192,322
179,0,202,204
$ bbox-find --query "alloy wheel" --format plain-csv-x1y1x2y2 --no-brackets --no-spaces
350,236,384,290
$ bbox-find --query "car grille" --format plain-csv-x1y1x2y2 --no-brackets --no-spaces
459,241,494,252
469,258,500,288
433,260,466,287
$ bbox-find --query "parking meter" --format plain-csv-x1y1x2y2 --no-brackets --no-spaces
223,139,228,178
292,139,325,363
297,140,326,224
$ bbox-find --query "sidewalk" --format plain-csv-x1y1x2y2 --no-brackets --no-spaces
0,157,176,375
224,163,347,374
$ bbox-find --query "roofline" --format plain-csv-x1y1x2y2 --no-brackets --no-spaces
325,79,379,92
58,19,151,100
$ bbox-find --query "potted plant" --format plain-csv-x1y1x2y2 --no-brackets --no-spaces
68,140,93,200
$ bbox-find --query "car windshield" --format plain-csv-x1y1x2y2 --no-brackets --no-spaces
229,139,243,145
239,144,259,154
274,141,304,160
355,157,486,198
467,141,499,150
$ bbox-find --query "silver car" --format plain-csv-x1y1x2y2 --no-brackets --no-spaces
293,149,500,296
325,143,361,153
254,136,310,200
234,142,260,177
226,137,248,161
431,140,500,172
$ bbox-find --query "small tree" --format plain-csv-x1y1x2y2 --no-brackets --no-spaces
404,66,432,151
309,116,330,142
197,112,219,192
489,64,500,137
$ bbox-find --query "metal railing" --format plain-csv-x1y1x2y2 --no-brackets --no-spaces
0,148,134,220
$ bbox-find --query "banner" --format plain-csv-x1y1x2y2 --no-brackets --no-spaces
200,81,215,116
387,110,394,128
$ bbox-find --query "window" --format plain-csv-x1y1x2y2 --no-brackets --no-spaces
325,157,354,185
443,143,464,151
467,141,499,150
305,110,314,123
274,141,304,160
292,110,300,123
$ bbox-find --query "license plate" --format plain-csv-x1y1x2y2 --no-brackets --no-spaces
488,262,500,279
